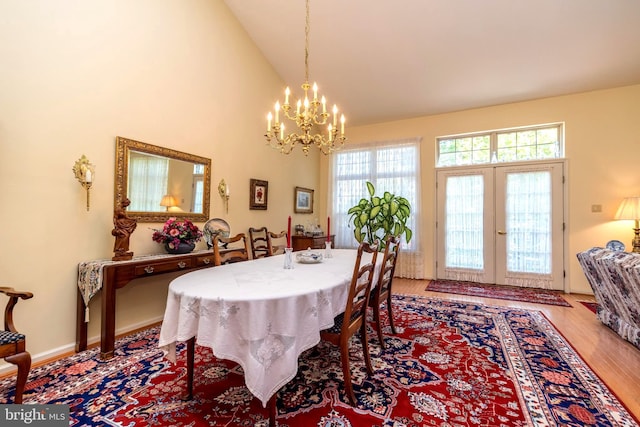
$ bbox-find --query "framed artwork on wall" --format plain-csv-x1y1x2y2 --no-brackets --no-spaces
250,179,268,210
294,186,314,213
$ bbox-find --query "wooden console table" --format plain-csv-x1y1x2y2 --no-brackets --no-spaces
291,234,335,252
76,250,218,359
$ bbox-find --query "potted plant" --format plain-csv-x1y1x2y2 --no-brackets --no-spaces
152,218,203,254
347,181,412,248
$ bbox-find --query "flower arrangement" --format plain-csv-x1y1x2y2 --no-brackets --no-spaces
152,218,203,249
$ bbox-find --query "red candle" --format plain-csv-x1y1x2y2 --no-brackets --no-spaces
326,216,331,242
287,216,292,247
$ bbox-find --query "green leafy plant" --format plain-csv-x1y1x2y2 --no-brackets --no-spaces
347,181,412,248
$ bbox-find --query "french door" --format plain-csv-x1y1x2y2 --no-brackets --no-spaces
435,162,565,290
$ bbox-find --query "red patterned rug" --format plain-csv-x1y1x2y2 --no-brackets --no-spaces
579,300,598,314
1,295,635,426
427,279,571,306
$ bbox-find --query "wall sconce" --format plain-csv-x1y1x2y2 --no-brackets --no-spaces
615,196,640,253
73,155,94,211
218,179,230,213
160,194,178,211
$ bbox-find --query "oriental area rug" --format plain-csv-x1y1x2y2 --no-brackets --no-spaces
579,300,598,314
427,279,572,307
1,295,635,426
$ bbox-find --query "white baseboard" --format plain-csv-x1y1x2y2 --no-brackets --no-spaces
0,316,164,375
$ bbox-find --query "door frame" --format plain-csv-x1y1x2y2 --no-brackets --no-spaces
434,159,568,291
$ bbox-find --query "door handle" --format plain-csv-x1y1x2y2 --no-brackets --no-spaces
497,230,507,235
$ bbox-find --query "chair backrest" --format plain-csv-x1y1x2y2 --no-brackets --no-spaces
267,230,288,255
248,227,271,259
213,233,250,265
375,235,400,300
341,241,379,335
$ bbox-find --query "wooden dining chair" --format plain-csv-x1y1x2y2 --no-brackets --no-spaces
213,233,250,265
320,241,379,406
0,286,34,404
267,230,288,255
248,227,271,259
369,235,400,349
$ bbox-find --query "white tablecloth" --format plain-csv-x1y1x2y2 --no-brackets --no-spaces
158,249,373,407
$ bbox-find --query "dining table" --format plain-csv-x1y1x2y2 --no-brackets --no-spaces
158,248,378,409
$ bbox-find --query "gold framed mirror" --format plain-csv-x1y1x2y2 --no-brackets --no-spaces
115,136,211,222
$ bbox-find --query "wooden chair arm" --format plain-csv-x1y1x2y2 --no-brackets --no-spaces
0,286,34,333
0,287,34,300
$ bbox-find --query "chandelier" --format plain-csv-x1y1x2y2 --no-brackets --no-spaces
264,0,346,155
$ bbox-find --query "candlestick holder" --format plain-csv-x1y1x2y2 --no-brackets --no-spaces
218,179,230,213
284,247,294,269
324,240,333,258
72,155,95,211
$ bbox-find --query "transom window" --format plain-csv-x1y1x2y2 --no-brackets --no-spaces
437,123,563,167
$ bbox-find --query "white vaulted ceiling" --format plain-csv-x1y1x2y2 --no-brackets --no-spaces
224,0,640,126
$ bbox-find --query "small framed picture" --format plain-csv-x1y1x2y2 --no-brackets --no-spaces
250,179,268,210
294,187,314,213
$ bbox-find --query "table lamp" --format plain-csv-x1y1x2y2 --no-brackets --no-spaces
614,196,640,253
160,195,178,211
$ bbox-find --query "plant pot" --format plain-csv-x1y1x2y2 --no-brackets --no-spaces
164,242,195,255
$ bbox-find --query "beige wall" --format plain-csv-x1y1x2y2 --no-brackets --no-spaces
320,84,640,295
0,0,319,365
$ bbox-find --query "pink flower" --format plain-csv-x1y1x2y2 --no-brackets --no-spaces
151,218,203,246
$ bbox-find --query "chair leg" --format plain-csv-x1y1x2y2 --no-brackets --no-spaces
5,351,31,404
360,322,374,376
386,293,397,334
185,337,195,400
339,342,357,405
268,393,277,426
372,302,385,349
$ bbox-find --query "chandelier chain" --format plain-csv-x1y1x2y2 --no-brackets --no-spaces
304,0,310,84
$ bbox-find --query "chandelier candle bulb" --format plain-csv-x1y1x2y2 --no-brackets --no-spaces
285,87,290,105
267,113,272,131
274,101,280,124
313,82,318,101
341,115,345,135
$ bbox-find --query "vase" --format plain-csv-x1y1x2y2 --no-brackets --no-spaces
164,242,195,255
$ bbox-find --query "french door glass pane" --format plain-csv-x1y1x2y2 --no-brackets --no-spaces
505,171,552,274
445,175,484,270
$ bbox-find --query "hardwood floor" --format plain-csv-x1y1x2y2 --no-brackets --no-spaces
394,278,640,420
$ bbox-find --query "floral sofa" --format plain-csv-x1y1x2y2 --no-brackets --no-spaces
576,247,640,349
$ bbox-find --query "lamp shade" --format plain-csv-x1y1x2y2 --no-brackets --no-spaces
160,195,178,207
615,197,640,220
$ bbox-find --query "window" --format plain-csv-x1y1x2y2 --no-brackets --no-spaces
437,123,563,167
191,164,204,213
127,153,169,212
330,137,423,278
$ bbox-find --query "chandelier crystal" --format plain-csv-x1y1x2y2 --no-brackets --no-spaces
264,0,346,155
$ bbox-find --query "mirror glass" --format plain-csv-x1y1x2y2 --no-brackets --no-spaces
115,136,211,222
